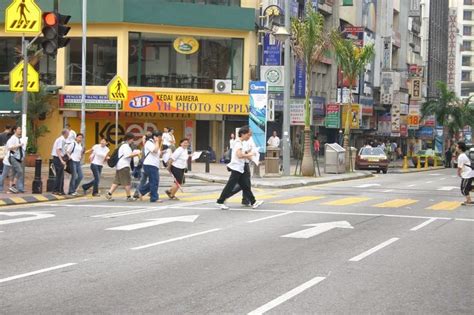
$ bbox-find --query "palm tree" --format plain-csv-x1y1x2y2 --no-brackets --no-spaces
421,81,464,152
291,0,339,176
333,38,375,171
460,96,474,133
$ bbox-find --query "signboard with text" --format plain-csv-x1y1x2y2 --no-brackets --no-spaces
325,103,340,129
249,81,268,153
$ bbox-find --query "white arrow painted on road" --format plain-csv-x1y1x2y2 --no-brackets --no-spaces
281,221,354,239
106,215,199,231
354,183,381,188
437,186,459,191
0,212,55,225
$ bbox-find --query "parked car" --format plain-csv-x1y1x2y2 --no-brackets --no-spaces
412,149,444,167
355,147,389,174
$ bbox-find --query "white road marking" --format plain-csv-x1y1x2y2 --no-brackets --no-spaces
437,186,458,191
106,215,199,231
247,212,293,223
247,276,326,315
131,228,222,250
407,184,416,187
0,212,55,225
281,221,353,239
455,218,474,222
439,178,446,180
47,204,146,208
349,238,400,262
428,173,442,176
0,263,77,284
354,184,381,188
410,218,438,231
382,189,394,193
425,181,433,184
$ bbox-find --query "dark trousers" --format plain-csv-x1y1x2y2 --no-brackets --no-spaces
82,163,102,194
68,161,83,194
217,167,255,205
140,165,159,202
53,156,65,194
230,163,252,205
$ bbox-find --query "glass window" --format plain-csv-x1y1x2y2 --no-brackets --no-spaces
463,41,472,51
464,10,473,21
464,26,472,36
0,37,56,85
462,71,471,81
129,33,244,90
65,37,117,86
463,56,471,66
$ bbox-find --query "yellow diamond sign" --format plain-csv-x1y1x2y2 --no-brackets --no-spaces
5,0,42,33
107,76,128,101
9,61,39,92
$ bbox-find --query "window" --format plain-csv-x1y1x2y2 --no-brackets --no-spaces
129,32,244,90
65,38,117,86
166,0,240,5
0,37,56,86
464,10,473,21
464,0,473,5
464,26,472,36
463,56,471,67
463,41,472,51
462,71,471,81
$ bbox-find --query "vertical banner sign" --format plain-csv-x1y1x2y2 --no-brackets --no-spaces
447,8,457,91
382,37,392,70
409,0,421,17
391,92,401,135
410,78,422,101
325,104,340,128
249,81,268,153
342,104,361,129
294,61,306,98
262,34,281,66
381,72,394,104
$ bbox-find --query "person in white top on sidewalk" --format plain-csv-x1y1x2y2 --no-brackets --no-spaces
106,132,140,201
0,146,12,193
67,133,84,195
165,138,190,200
5,126,25,193
138,130,163,203
267,130,280,148
51,129,69,195
65,124,77,144
456,141,474,206
82,137,110,196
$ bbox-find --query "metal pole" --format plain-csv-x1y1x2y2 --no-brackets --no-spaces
282,0,291,176
22,36,28,137
115,101,119,146
80,0,87,137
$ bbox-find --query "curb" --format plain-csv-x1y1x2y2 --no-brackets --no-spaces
0,193,78,207
389,166,446,174
187,172,373,189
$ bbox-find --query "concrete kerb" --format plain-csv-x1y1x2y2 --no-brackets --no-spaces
0,193,80,208
389,166,446,174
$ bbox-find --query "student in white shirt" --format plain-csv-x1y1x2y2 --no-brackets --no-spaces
165,138,190,200
67,133,84,195
138,131,163,203
106,132,141,201
5,126,25,193
267,130,280,148
82,137,109,196
65,124,77,144
51,129,70,195
456,141,474,206
0,147,12,193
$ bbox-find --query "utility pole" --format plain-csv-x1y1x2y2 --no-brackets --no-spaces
282,0,291,176
80,0,87,138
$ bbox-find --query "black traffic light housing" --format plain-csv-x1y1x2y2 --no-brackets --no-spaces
41,12,71,56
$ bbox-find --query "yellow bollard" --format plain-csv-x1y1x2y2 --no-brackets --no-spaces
403,156,409,170
416,157,421,169
424,158,429,169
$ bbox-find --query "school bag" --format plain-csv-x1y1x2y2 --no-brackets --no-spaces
107,143,123,168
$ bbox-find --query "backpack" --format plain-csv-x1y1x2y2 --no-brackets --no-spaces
107,144,123,168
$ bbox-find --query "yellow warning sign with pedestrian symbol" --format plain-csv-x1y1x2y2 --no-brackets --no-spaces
5,0,42,33
107,76,128,101
9,61,39,92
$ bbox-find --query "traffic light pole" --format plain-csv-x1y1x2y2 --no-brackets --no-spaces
80,0,87,140
21,36,28,137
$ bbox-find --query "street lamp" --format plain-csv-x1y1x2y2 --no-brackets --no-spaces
281,1,291,176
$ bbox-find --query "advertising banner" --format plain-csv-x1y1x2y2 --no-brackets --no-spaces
262,34,281,66
325,103,340,129
294,61,306,98
447,8,457,91
381,72,394,104
410,78,422,101
249,81,268,153
391,92,401,133
377,113,391,136
342,104,361,129
290,99,311,126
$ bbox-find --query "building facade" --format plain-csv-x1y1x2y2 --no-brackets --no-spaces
461,0,474,99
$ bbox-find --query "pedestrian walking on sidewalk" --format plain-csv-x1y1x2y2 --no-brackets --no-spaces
0,125,12,146
5,126,25,193
216,125,263,210
138,131,163,203
165,138,190,200
67,133,84,196
51,129,70,195
82,138,110,196
133,132,152,199
0,149,13,192
105,132,140,201
456,141,474,206
65,124,77,144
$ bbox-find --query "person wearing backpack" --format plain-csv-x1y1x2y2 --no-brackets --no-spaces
67,133,84,196
105,132,140,201
5,126,25,193
137,130,163,203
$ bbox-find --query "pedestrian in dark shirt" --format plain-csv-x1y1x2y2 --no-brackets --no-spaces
0,126,12,146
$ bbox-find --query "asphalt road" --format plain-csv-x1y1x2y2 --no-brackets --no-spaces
1,169,473,314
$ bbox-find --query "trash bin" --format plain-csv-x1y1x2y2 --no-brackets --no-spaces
265,147,280,176
324,143,346,174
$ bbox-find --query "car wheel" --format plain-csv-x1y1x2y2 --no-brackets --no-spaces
382,169,387,174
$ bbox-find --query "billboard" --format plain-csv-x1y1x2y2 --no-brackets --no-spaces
249,81,268,153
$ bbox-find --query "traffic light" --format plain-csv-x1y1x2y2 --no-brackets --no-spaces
41,12,71,56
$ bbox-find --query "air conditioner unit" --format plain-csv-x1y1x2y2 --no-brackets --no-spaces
213,79,232,94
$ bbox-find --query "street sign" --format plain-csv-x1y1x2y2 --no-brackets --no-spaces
9,61,39,92
107,75,128,101
5,0,42,33
281,221,354,239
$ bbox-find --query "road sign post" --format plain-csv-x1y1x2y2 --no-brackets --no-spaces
107,76,128,146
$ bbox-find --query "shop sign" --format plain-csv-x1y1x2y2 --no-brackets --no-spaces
400,124,408,137
391,92,401,133
409,64,423,77
342,104,361,129
173,37,199,55
410,78,422,101
260,66,284,92
344,26,364,47
422,115,436,127
263,34,281,66
325,103,340,129
377,113,391,136
400,103,409,115
409,0,421,17
407,115,420,130
382,37,392,70
294,61,306,98
124,91,249,115
5,0,42,33
249,81,268,153
312,96,325,116
381,72,394,104
290,99,310,126
447,8,457,91
60,95,120,110
416,126,434,139
359,97,374,116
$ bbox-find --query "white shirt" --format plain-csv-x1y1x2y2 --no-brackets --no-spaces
458,153,474,179
162,132,171,146
67,129,77,143
51,136,66,157
227,139,246,173
116,143,133,170
267,136,280,147
91,145,110,166
171,147,188,169
6,135,25,161
229,138,235,150
162,148,172,164
143,140,161,167
67,141,83,162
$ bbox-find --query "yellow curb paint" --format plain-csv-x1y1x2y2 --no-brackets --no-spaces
323,197,371,206
373,199,418,208
35,195,49,201
427,201,461,211
228,194,278,202
180,194,220,202
9,197,27,204
273,196,326,205
0,200,7,206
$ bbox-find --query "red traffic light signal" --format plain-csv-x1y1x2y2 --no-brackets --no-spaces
43,12,58,26
41,12,71,56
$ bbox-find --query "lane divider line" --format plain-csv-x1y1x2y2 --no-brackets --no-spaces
0,263,77,284
131,228,222,250
410,218,438,231
349,238,400,262
247,212,293,223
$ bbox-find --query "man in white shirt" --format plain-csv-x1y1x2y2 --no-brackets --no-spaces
65,124,77,144
267,131,280,148
6,126,25,193
138,131,163,203
456,141,474,205
106,132,140,201
51,129,69,195
67,133,84,195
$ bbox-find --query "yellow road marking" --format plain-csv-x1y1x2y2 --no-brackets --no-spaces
273,196,325,204
228,194,278,202
34,195,49,201
0,200,7,206
323,197,370,206
180,194,219,202
373,199,418,208
427,201,461,211
9,197,27,204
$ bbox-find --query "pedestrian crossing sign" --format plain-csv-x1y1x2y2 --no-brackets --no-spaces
107,76,128,101
9,61,39,92
5,0,42,33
